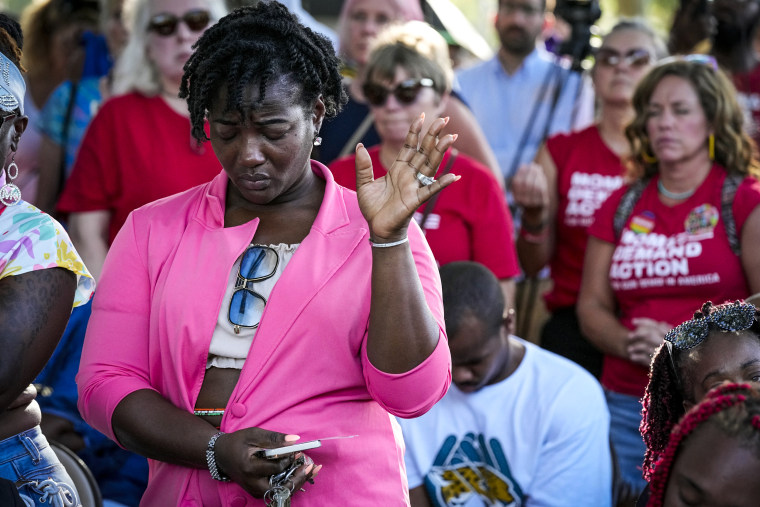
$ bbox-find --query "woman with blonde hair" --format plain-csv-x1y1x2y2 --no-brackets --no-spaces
56,0,227,280
329,20,519,304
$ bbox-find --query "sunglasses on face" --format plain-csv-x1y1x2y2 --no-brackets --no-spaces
596,48,653,68
0,111,16,125
228,245,279,334
362,78,435,107
148,9,210,37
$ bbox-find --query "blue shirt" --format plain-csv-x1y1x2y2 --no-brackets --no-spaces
35,299,148,506
457,49,591,184
37,78,103,176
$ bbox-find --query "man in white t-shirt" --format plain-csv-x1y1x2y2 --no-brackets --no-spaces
398,262,612,506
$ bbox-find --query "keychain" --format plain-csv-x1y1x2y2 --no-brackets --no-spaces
264,455,308,507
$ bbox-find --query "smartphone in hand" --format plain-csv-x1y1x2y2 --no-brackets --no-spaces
262,440,322,458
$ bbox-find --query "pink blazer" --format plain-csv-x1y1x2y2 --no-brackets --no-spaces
77,162,451,506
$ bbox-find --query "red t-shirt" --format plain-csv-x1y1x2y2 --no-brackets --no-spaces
544,125,625,311
329,146,520,279
57,92,222,244
733,65,760,149
588,165,760,396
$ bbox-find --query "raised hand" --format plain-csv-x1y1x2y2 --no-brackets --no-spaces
214,427,320,499
354,114,459,243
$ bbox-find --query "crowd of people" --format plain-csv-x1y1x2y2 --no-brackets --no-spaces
2,0,760,506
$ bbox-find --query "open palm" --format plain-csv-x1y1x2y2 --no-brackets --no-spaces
354,114,459,242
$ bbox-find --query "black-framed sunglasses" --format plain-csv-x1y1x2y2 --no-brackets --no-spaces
0,111,16,125
148,9,211,37
362,78,435,107
595,48,653,68
228,245,278,334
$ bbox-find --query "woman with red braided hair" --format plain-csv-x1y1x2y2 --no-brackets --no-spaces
639,300,760,503
645,382,760,506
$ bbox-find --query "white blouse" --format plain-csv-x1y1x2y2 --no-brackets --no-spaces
207,243,299,369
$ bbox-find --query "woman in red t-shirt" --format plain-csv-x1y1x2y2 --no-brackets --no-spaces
511,20,664,378
318,0,503,186
329,21,519,305
578,58,760,495
56,0,228,280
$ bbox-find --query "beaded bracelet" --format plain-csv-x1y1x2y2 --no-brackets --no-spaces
206,431,231,482
369,236,409,248
194,408,226,416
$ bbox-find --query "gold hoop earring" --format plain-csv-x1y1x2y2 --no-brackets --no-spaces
708,134,715,161
641,148,657,164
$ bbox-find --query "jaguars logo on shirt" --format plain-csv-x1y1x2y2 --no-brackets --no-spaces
424,432,523,506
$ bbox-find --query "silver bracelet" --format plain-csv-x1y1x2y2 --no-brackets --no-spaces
369,236,409,248
206,431,231,482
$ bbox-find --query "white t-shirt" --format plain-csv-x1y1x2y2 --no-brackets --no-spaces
397,338,612,507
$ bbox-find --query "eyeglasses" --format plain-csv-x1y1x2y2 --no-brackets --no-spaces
666,301,758,350
596,48,653,68
228,245,279,334
148,9,211,37
362,78,435,107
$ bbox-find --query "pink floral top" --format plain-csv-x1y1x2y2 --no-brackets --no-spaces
0,201,94,305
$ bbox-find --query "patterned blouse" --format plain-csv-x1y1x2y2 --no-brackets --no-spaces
0,201,94,305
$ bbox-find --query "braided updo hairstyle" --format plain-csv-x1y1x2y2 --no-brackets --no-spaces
646,383,760,506
180,2,347,143
640,301,760,481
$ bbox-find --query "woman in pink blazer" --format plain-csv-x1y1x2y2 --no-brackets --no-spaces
76,4,453,506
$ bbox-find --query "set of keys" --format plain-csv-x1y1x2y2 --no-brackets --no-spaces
263,455,306,507
261,435,356,506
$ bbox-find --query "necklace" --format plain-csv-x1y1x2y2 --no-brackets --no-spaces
657,179,695,200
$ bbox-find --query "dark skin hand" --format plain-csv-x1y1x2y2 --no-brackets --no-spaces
356,114,459,374
112,389,315,498
40,413,85,451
